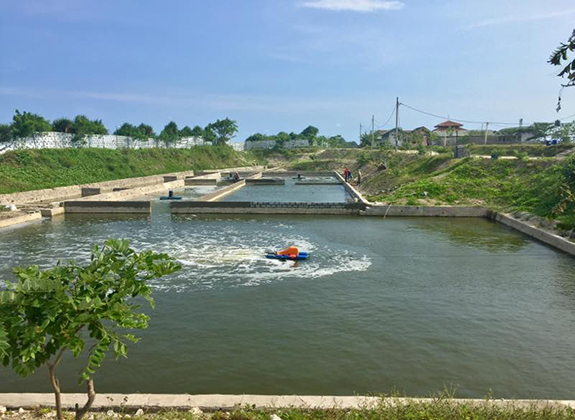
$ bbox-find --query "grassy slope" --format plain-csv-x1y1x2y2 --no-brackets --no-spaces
467,143,574,157
364,155,575,229
0,147,260,194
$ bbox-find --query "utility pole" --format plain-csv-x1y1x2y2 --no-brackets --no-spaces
519,118,524,143
371,115,375,147
484,122,490,145
395,97,400,150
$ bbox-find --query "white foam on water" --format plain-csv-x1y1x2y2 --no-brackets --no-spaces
134,225,371,292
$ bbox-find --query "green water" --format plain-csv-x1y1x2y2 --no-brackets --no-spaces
1,202,575,398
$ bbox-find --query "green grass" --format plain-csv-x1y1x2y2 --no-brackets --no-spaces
24,397,575,420
0,147,261,194
467,144,575,157
365,155,575,229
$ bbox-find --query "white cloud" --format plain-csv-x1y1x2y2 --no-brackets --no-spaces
469,9,575,29
0,86,368,114
299,0,404,12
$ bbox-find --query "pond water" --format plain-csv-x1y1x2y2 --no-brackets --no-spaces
222,178,350,203
1,200,575,399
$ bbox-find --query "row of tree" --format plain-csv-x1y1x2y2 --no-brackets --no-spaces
246,125,353,148
0,111,108,143
0,110,239,145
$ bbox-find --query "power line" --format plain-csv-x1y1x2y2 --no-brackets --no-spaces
559,112,575,121
400,102,518,126
375,106,396,130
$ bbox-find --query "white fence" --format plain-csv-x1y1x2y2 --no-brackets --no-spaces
245,139,310,150
0,132,218,154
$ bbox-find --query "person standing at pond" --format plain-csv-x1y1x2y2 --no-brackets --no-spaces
344,168,349,182
357,169,362,186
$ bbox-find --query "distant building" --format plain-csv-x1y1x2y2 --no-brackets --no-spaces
377,126,431,147
433,120,467,135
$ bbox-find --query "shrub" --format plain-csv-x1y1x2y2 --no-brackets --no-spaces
0,240,181,420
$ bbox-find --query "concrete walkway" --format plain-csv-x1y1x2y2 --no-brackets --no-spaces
1,394,575,411
0,394,575,411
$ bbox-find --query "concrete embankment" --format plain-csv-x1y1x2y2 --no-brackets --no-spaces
334,172,370,206
0,394,574,411
363,205,489,218
487,211,575,256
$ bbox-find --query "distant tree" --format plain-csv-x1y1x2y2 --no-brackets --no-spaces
327,135,346,148
549,29,575,111
245,133,267,142
52,118,74,133
360,132,372,147
115,123,154,140
179,126,194,137
530,122,554,140
274,131,291,147
313,135,328,147
137,123,155,139
206,118,238,145
0,124,13,143
202,125,217,144
159,121,180,142
0,239,181,420
428,132,442,146
190,125,204,138
114,123,137,137
552,121,575,143
301,125,319,140
11,110,52,138
70,115,108,143
72,115,108,135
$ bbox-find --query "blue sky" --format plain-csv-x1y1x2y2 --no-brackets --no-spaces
1,0,575,143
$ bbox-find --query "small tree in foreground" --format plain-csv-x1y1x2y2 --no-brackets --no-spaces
0,239,181,420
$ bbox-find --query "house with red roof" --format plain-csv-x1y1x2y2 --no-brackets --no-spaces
433,120,467,134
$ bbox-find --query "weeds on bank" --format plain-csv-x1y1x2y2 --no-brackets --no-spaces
19,399,573,420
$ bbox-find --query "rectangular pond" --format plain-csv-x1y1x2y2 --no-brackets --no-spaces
1,203,575,399
222,177,350,203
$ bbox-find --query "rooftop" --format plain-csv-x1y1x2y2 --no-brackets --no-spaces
435,120,464,129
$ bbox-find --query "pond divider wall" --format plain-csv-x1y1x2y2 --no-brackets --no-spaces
245,178,285,185
185,178,218,186
0,212,42,229
171,201,367,215
195,172,263,202
2,393,575,411
262,171,336,177
64,201,151,214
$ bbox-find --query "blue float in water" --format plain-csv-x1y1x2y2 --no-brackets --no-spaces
266,252,310,261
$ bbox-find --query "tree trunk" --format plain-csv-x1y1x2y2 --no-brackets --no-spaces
47,348,67,420
75,379,96,420
48,363,63,420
